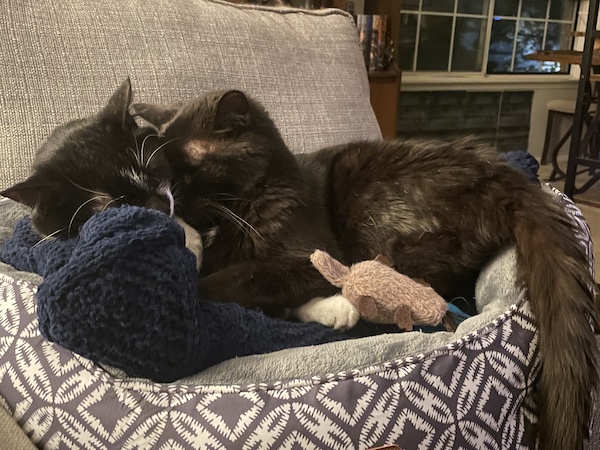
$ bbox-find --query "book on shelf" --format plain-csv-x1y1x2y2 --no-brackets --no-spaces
355,14,389,72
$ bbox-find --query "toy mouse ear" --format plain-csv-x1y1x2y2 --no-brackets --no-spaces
394,305,413,331
357,295,378,320
374,254,392,267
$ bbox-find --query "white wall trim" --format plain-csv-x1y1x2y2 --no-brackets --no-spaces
401,73,579,92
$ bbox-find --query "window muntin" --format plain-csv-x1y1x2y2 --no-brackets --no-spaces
400,0,577,74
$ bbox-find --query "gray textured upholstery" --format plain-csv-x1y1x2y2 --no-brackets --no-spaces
0,406,35,450
0,0,381,187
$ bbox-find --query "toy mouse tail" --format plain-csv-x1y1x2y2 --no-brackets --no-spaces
310,250,349,288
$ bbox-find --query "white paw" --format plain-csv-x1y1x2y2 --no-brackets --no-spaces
294,295,360,330
175,216,203,271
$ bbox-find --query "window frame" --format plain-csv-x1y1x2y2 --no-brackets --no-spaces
399,0,580,81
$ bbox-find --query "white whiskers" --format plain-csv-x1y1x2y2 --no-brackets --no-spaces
33,227,68,248
208,203,262,239
101,195,126,212
127,147,142,167
139,133,160,165
65,177,110,198
145,138,179,168
163,187,175,217
68,196,104,238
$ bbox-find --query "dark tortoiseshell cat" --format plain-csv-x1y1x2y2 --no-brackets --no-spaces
135,89,598,450
2,80,598,450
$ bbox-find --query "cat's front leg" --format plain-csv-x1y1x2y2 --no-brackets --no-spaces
175,216,203,271
197,256,342,317
293,295,360,330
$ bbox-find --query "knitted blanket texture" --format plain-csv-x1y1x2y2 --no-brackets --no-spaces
0,207,349,381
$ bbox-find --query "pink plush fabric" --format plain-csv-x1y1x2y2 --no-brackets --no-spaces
310,250,448,330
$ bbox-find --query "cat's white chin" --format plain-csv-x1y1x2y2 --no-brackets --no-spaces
293,294,360,330
175,216,203,271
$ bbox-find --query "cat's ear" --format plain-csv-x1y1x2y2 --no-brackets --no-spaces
131,102,179,131
214,90,250,132
100,77,136,130
1,175,55,207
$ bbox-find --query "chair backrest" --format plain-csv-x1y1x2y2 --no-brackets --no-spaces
0,0,382,187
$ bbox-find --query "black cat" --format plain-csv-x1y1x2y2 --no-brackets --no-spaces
2,80,598,450
1,79,174,238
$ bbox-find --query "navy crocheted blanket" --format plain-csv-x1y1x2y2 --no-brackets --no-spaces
1,207,360,381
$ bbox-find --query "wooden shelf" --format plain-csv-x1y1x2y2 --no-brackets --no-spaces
363,0,402,138
368,67,401,79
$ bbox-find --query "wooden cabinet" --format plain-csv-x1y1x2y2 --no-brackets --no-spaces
367,69,401,139
364,0,401,138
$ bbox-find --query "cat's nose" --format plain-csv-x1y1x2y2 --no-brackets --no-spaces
145,195,171,215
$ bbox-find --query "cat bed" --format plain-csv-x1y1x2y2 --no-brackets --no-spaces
0,202,468,381
0,185,593,449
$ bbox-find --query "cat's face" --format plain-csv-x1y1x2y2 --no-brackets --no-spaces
133,90,294,232
1,79,174,238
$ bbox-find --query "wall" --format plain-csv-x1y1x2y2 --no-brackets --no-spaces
397,90,534,152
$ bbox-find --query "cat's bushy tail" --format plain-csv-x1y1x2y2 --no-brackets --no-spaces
514,186,598,449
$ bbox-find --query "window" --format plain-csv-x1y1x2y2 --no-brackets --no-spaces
400,0,577,74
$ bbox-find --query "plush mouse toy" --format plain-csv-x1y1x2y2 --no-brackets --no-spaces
310,250,448,331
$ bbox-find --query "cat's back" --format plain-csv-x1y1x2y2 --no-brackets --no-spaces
315,137,515,194
318,137,526,261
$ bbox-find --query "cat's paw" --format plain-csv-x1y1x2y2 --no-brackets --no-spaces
294,294,360,330
175,216,203,271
